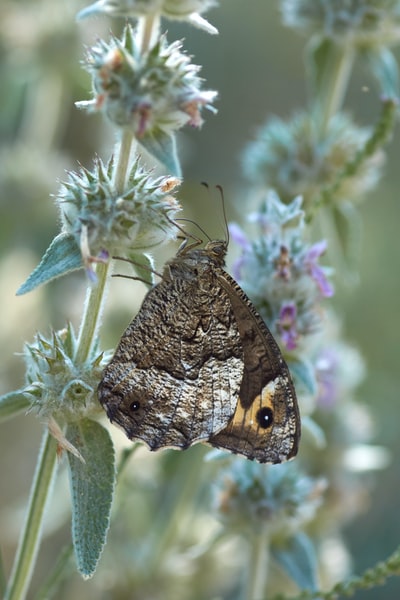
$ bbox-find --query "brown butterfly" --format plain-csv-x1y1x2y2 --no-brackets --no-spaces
98,239,300,463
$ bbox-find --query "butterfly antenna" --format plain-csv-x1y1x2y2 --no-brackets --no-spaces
165,215,203,245
112,255,163,282
175,218,212,243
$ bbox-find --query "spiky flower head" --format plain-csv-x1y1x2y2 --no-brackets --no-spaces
58,156,180,274
242,112,384,209
230,193,334,351
77,25,217,137
23,324,108,423
212,459,325,538
78,0,218,34
282,0,400,48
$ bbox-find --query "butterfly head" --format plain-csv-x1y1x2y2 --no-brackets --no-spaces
203,239,228,267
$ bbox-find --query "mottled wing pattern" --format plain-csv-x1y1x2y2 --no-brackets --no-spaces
98,269,244,450
208,271,300,463
99,239,300,464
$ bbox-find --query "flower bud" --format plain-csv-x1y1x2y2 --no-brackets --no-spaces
58,156,181,271
77,25,217,137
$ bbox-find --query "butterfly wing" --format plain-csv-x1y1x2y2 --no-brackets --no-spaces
208,271,300,463
98,273,244,450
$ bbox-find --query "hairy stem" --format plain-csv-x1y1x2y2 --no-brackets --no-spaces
112,13,161,196
113,129,135,195
244,522,270,600
137,12,161,53
75,260,111,365
4,431,58,600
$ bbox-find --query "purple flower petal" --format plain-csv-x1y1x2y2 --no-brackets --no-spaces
97,248,110,261
310,264,334,297
304,239,334,297
228,224,251,281
231,256,245,281
228,223,250,249
306,239,327,261
278,302,298,350
315,349,339,409
85,265,98,284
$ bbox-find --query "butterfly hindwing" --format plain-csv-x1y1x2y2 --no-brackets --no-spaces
208,271,300,463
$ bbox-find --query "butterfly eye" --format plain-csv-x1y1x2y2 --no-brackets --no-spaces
256,407,273,429
130,400,141,412
211,242,225,257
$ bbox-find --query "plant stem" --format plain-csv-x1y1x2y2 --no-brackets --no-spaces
113,11,164,197
34,545,74,600
244,522,270,600
0,548,6,597
113,129,135,195
308,97,397,223
4,430,58,600
137,13,161,53
140,449,205,576
112,13,160,195
314,42,355,135
75,260,111,365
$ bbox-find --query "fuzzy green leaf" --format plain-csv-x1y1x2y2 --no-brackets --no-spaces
139,130,181,177
16,233,83,295
363,47,400,100
67,419,116,579
272,532,318,592
0,390,30,422
127,251,157,288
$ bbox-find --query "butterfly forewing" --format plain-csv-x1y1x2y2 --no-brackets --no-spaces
99,253,244,450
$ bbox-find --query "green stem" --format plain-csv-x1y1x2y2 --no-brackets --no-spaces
244,523,270,600
34,545,74,600
113,129,135,195
0,547,6,597
271,544,400,600
112,15,161,197
4,431,58,600
140,450,205,576
313,41,355,135
75,260,111,365
307,97,397,223
137,13,161,53
112,12,161,195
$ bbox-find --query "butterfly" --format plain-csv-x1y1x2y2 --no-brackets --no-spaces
98,238,300,463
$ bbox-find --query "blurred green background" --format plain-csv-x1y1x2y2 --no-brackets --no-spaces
1,0,400,598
